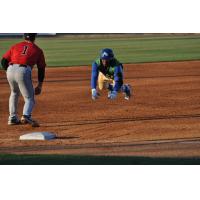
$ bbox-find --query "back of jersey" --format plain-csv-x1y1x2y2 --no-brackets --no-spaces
6,41,42,67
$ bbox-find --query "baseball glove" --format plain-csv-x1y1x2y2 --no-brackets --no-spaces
35,86,42,95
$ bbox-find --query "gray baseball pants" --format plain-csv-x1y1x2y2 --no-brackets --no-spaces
6,64,35,120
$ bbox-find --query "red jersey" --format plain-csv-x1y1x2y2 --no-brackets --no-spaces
3,41,46,69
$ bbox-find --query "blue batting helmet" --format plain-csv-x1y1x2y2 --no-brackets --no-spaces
100,48,114,60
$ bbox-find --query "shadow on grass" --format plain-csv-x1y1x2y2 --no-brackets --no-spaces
0,154,200,165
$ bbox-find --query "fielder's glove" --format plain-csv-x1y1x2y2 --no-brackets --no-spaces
108,91,117,100
91,88,99,100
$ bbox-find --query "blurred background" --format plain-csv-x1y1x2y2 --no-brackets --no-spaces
1,33,200,67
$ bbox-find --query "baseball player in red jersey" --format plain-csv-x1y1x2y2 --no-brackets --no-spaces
1,33,46,127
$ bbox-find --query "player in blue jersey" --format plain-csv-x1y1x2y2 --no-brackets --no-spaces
91,48,132,100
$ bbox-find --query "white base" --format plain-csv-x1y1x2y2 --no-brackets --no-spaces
19,132,56,141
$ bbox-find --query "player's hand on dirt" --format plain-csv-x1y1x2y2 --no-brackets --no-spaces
35,83,42,95
91,88,99,100
108,91,117,100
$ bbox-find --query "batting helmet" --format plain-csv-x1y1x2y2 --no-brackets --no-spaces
100,48,114,60
24,33,37,42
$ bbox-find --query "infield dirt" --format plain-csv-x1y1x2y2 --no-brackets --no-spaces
0,61,200,157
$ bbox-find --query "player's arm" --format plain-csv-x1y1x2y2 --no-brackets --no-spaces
37,67,45,84
113,65,123,91
108,65,123,100
1,58,9,71
35,50,46,95
91,62,99,89
91,62,99,100
1,48,12,71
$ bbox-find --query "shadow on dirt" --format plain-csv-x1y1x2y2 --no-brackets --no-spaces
55,136,79,140
42,114,200,128
1,154,200,165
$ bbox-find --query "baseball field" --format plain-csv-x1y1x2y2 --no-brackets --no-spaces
0,34,200,164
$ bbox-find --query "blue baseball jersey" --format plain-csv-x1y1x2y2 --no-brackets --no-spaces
91,58,123,91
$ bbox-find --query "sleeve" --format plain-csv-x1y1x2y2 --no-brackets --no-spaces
113,65,123,92
37,50,46,69
91,62,99,89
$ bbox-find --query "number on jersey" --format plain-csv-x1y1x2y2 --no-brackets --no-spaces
22,46,28,55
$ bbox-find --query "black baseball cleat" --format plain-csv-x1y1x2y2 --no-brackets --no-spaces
8,118,21,125
21,115,40,127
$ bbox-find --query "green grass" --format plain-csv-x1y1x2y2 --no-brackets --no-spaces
0,154,200,164
1,34,200,67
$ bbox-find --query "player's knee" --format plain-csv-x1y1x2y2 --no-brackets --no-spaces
24,96,35,104
98,85,104,90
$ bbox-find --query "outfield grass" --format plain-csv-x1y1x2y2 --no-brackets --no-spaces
1,34,200,66
0,154,200,165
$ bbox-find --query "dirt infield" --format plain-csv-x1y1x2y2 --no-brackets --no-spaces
0,61,200,157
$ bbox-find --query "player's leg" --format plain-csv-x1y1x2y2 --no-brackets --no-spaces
98,72,106,90
16,66,36,125
6,65,21,125
107,80,116,98
119,66,132,100
98,72,116,99
107,80,114,91
121,84,132,100
98,72,114,90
